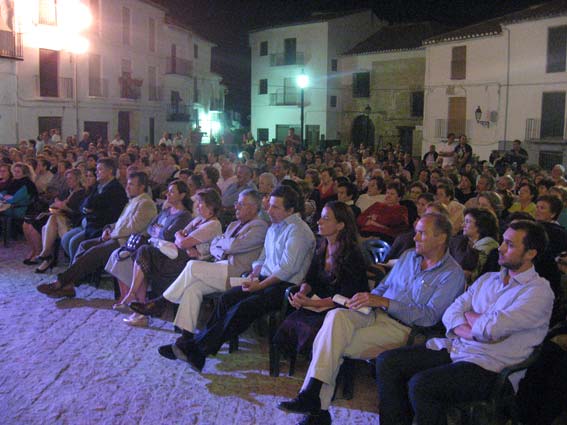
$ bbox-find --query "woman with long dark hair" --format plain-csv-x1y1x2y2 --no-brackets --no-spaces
273,201,367,357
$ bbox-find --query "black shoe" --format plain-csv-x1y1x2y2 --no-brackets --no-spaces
158,344,177,360
278,391,321,414
297,411,331,425
172,342,206,372
23,258,40,265
35,257,55,274
129,297,167,317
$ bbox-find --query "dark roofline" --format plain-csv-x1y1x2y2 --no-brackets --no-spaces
424,0,567,45
248,8,375,34
164,15,217,46
342,22,451,56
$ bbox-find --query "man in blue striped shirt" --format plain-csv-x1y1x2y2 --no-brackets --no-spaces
279,213,465,425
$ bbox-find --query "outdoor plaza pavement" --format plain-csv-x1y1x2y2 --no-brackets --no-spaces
0,241,379,424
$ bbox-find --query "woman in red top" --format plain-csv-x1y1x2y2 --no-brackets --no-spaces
317,167,337,207
357,181,409,243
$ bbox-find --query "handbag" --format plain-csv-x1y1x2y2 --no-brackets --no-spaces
115,233,149,261
124,233,149,252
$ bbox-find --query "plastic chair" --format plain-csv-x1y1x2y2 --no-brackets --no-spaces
450,345,542,425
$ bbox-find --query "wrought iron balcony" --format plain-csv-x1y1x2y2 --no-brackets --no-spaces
88,78,108,97
269,52,305,66
35,76,73,98
166,104,192,122
0,32,23,60
165,57,193,77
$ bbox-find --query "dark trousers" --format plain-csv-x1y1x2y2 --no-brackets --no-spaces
195,280,293,356
58,237,119,286
376,345,499,425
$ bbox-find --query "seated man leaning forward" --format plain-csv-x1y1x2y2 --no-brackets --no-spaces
157,185,315,371
375,220,554,425
278,213,465,425
128,189,268,340
37,172,157,298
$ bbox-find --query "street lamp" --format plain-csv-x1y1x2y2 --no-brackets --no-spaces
296,70,309,150
364,104,372,147
475,106,490,128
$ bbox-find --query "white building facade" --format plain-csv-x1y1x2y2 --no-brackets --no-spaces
0,0,225,146
422,2,567,164
249,10,383,147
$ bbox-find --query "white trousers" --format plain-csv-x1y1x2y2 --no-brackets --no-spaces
301,308,410,410
163,260,229,333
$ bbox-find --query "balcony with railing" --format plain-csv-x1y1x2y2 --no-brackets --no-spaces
165,57,193,77
270,52,305,67
210,99,224,111
148,85,163,101
434,119,471,138
38,0,57,25
269,90,310,106
525,118,567,141
35,76,73,98
119,75,142,100
166,103,192,122
88,78,108,97
0,32,23,60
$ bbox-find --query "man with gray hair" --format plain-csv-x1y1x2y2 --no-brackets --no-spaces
278,213,465,425
130,189,269,343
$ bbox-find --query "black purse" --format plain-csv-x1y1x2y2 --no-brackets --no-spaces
124,233,149,252
115,233,149,261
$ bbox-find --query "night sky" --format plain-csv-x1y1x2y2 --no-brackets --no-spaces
159,0,546,124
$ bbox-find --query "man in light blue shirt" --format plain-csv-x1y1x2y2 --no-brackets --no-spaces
168,185,315,372
375,220,554,425
279,213,465,425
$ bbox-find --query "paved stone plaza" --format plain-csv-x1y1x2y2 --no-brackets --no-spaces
0,241,379,424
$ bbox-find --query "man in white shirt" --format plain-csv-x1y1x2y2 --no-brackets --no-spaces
109,133,126,148
375,220,554,425
438,133,457,169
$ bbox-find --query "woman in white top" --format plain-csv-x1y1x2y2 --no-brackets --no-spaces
121,188,222,326
355,176,385,213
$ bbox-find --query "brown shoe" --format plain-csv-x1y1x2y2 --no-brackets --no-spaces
129,297,167,317
36,282,76,298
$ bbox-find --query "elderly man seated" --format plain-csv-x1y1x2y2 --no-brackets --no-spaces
158,185,315,372
36,172,157,298
278,213,465,425
375,220,554,425
129,189,268,342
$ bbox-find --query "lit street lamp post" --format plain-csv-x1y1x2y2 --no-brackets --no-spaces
296,70,309,150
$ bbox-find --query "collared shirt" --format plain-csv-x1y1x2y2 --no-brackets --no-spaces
372,249,465,327
252,213,315,284
427,266,554,390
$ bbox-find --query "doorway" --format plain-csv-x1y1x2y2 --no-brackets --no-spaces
118,111,130,143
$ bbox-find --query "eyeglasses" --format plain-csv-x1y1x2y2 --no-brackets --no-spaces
234,201,255,208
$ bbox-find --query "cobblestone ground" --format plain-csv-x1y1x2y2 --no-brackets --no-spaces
0,241,380,424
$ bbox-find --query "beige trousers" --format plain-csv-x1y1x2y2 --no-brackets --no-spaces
163,260,229,333
301,308,410,410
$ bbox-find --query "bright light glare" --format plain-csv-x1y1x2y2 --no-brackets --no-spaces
26,26,65,50
58,0,92,32
66,36,89,54
211,120,221,134
297,73,309,89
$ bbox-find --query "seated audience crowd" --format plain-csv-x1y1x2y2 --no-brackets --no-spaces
2,132,567,425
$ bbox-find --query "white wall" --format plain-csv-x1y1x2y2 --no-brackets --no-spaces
249,11,381,143
0,0,224,146
423,35,508,160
